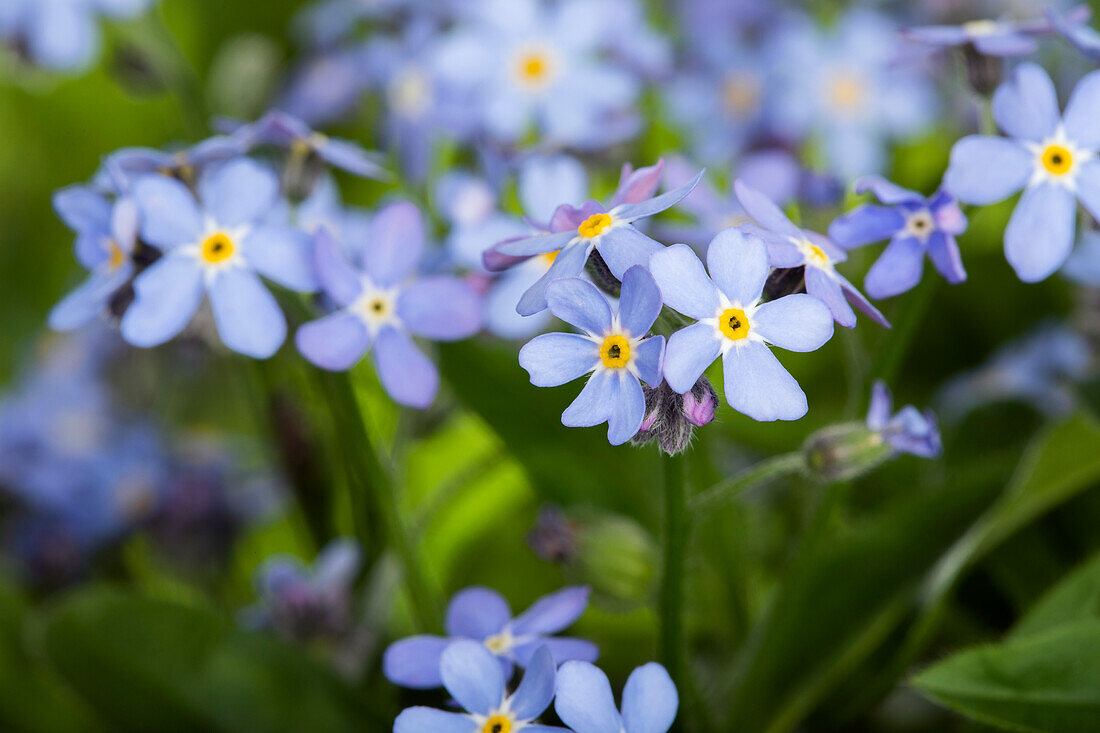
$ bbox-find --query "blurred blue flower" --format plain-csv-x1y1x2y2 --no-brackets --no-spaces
48,186,138,332
394,641,564,733
121,158,318,358
555,661,678,733
649,229,834,422
866,381,942,458
828,176,968,299
944,62,1100,282
1047,7,1100,61
905,6,1089,57
383,585,596,689
735,180,889,328
295,209,482,408
767,9,936,179
229,111,388,180
241,538,361,642
104,136,245,189
485,161,702,315
520,268,666,445
1064,229,1100,285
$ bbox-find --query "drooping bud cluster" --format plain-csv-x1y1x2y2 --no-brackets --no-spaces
632,377,719,455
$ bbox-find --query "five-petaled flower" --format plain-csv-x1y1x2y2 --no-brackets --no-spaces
866,381,942,458
649,228,834,422
519,267,666,445
555,661,679,733
944,62,1100,282
828,175,968,298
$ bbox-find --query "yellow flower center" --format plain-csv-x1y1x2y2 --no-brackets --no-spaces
540,250,560,266
578,213,613,239
963,19,1000,37
718,307,751,341
482,715,512,733
484,633,511,654
200,232,236,264
106,240,126,270
828,73,864,111
600,334,631,369
800,239,830,268
362,296,391,320
722,74,760,115
1041,144,1073,176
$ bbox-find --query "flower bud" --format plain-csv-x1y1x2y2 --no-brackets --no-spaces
632,378,719,454
963,44,1002,98
764,266,807,300
802,423,892,482
584,249,622,298
683,378,719,427
526,505,579,564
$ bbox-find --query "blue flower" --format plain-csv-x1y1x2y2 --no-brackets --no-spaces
230,111,388,180
904,7,1089,57
519,268,666,445
1064,229,1100,285
1047,7,1100,61
734,179,889,328
241,538,361,642
295,205,483,408
555,661,678,733
828,176,969,299
48,186,138,332
394,641,565,733
103,136,244,189
383,585,596,689
866,382,942,459
944,62,1100,282
485,161,702,315
121,158,318,358
649,228,834,422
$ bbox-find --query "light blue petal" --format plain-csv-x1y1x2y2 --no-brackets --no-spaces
611,169,703,222
545,278,613,336
618,266,662,337
554,661,623,733
399,276,484,341
1074,159,1100,223
519,333,599,387
487,267,553,339
363,201,424,287
313,227,362,307
495,231,578,258
319,136,388,180
805,268,855,328
991,62,1060,142
706,228,768,306
53,185,110,235
865,236,925,298
621,663,678,733
663,322,721,394
383,636,450,689
48,267,130,332
633,337,665,388
973,33,1036,57
648,244,720,320
513,586,591,636
943,136,1032,205
120,255,204,347
734,179,802,239
517,242,591,316
132,175,203,249
445,587,512,640
27,2,97,71
209,269,286,358
828,205,905,249
595,227,663,280
838,273,891,329
111,197,139,249
373,326,438,408
561,371,613,428
509,646,556,721
1005,183,1076,282
606,372,645,445
722,341,807,421
853,175,922,205
394,707,476,733
243,226,318,292
199,158,278,228
752,294,833,352
927,232,967,284
440,640,504,716
296,312,370,371
520,155,588,224
312,539,360,590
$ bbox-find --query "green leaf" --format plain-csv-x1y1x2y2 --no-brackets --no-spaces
913,620,1100,733
1011,550,1100,641
40,587,379,732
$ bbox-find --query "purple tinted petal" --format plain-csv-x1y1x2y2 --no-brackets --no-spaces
612,169,703,222
621,663,679,733
595,227,663,279
931,194,969,235
973,32,1037,56
943,136,1032,205
927,232,967,284
445,587,512,640
517,242,592,316
209,269,286,358
508,646,556,721
839,273,891,328
493,231,576,259
312,227,363,307
394,708,476,733
733,179,801,239
853,175,923,205
399,276,484,341
648,244,721,320
520,333,599,387
663,322,722,394
132,175,203,248
362,201,424,287
723,341,807,421
512,586,591,637
373,326,438,408
522,637,599,666
611,159,665,207
991,62,1060,142
707,228,768,306
440,640,504,716
864,236,925,299
561,371,614,428
319,136,388,179
199,158,278,228
120,255,204,347
555,661,622,733
633,336,665,388
296,311,370,371
805,268,855,328
244,226,319,292
545,278,614,336
1005,182,1076,282
618,266,663,336
828,205,905,249
866,381,893,431
752,294,833,352
605,372,646,445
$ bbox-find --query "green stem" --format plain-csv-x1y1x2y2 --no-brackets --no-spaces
872,277,939,387
660,451,687,727
690,452,805,515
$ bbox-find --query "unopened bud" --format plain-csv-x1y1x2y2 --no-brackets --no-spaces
963,44,1002,98
802,423,892,482
632,377,719,454
584,249,622,298
683,378,719,427
764,266,807,300
527,505,579,564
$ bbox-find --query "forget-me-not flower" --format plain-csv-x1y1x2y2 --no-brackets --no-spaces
520,268,666,445
945,62,1100,282
295,205,483,408
384,585,596,689
121,158,319,358
555,661,678,733
394,641,565,733
650,229,834,421
866,381,942,458
735,179,889,328
828,175,968,298
230,111,388,180
904,6,1089,57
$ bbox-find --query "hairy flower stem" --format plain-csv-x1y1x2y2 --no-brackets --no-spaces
690,452,806,514
319,370,442,632
660,450,687,729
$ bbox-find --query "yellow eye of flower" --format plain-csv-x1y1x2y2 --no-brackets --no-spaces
520,52,548,82
484,633,510,654
719,307,751,341
800,240,830,268
600,334,631,368
828,74,864,111
200,233,235,264
722,74,760,115
1041,144,1073,175
578,213,613,239
106,240,126,270
482,715,512,733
